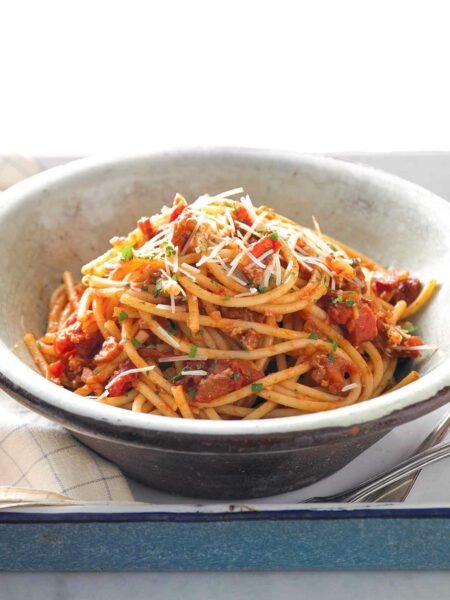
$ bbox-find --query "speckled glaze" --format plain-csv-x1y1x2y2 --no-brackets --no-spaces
0,149,449,499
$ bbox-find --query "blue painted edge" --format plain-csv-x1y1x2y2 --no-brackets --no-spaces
2,505,450,523
2,516,450,570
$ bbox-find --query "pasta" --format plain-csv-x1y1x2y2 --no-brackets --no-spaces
25,188,437,420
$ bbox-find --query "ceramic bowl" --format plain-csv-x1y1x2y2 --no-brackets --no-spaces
1,149,449,499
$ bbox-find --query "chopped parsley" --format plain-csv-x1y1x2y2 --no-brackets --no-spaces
232,202,238,212
308,332,318,340
189,345,198,358
328,354,335,363
329,340,338,352
330,245,338,251
146,344,156,349
118,310,128,322
195,328,205,336
222,297,231,301
402,323,417,333
154,279,163,298
141,284,149,291
268,231,279,241
230,372,239,382
121,245,134,262
345,298,355,306
251,382,263,392
258,286,270,293
93,367,100,375
171,273,178,281
188,387,196,401
162,241,176,257
131,338,142,348
331,294,344,304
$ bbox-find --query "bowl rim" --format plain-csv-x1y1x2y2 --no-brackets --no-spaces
1,146,450,437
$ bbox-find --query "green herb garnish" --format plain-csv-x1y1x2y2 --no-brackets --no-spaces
345,298,355,306
154,279,163,298
251,382,263,392
131,338,142,348
188,387,196,401
308,332,318,340
118,310,128,322
231,372,239,382
141,284,149,291
189,345,198,358
121,245,134,261
328,354,335,363
268,231,279,241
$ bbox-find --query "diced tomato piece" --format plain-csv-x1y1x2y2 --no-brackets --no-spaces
251,236,281,259
54,335,75,356
346,303,378,346
94,336,123,364
48,360,64,377
107,360,138,397
234,206,253,226
137,217,157,241
396,335,424,358
169,204,186,222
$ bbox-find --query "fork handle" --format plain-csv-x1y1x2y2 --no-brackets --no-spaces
305,441,450,503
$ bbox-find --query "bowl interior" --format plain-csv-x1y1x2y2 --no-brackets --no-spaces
0,150,449,418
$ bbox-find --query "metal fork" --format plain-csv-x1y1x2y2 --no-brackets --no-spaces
303,412,450,503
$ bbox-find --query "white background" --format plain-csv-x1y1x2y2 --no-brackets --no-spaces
2,1,450,598
1,0,450,156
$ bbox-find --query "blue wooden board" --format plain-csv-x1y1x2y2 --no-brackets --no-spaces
1,506,450,570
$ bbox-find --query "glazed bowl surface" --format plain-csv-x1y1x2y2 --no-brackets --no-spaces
0,148,449,499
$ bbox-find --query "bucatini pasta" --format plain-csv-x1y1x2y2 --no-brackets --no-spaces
25,188,437,420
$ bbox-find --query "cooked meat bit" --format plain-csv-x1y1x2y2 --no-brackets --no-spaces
137,217,157,241
221,307,264,350
171,208,196,249
94,336,123,364
311,352,356,394
54,314,103,359
327,298,378,347
372,269,422,304
184,359,264,403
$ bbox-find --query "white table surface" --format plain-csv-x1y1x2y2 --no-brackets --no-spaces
2,151,450,598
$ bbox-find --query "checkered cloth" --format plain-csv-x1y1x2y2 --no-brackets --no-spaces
0,156,133,507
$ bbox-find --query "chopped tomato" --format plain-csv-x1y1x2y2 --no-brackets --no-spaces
372,269,422,304
396,335,424,358
169,203,186,222
94,336,123,364
311,352,356,394
48,360,63,377
137,217,157,241
107,360,138,397
233,206,253,226
346,303,378,346
251,236,281,259
184,360,264,403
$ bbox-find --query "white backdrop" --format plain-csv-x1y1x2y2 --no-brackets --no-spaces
1,0,450,155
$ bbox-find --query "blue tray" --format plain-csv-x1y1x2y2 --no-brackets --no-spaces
1,504,450,570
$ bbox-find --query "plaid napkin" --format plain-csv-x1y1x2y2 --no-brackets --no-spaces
0,156,133,507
